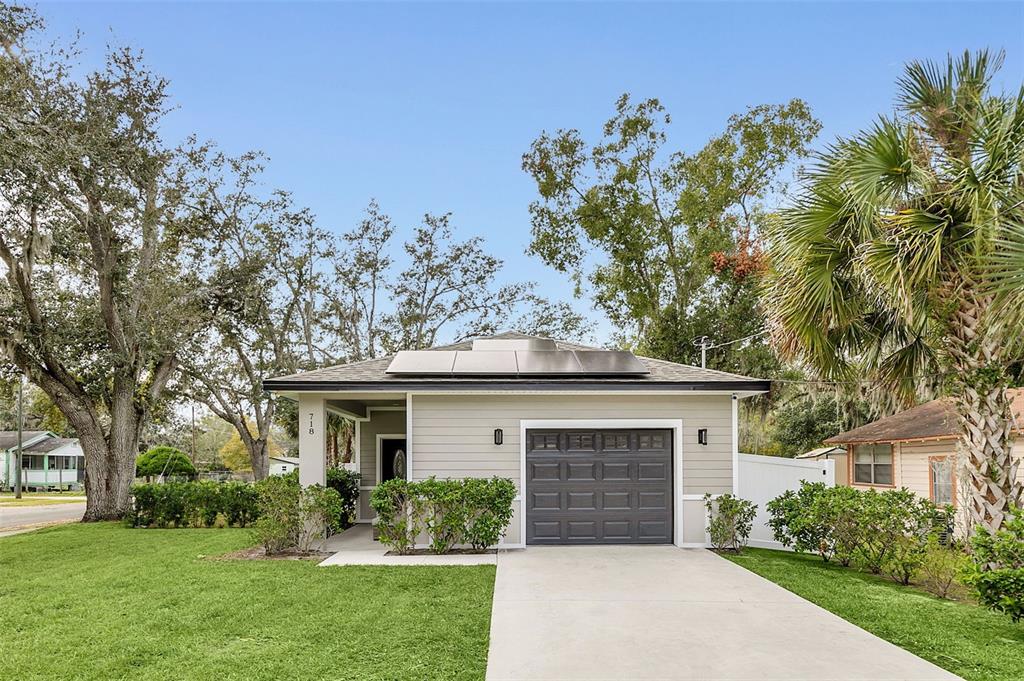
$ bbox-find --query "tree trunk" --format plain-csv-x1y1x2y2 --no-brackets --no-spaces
948,290,1023,533
955,386,1020,533
250,438,270,481
81,385,141,521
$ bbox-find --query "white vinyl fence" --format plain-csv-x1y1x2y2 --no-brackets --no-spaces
736,453,834,550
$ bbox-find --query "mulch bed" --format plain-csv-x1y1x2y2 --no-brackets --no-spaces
384,548,496,556
213,546,331,562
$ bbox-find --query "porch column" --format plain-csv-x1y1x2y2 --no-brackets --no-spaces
297,394,326,487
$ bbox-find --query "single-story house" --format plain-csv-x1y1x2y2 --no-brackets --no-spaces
263,332,770,548
269,455,300,476
795,445,848,485
824,389,1024,506
0,431,85,491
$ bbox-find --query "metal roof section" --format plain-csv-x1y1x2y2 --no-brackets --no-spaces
263,331,771,392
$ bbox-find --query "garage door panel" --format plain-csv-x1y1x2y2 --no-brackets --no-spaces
531,491,561,510
638,461,670,481
637,520,671,540
567,491,597,510
567,462,597,481
531,521,561,539
602,520,632,540
530,462,560,480
602,491,631,510
601,461,631,480
526,428,673,545
638,491,669,510
567,521,597,539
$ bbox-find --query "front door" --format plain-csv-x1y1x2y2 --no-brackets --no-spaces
380,438,408,483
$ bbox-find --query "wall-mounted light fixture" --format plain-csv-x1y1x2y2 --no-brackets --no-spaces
697,428,708,446
494,428,503,446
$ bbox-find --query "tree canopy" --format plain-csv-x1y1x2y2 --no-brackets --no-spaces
136,446,197,478
765,50,1024,531
523,94,820,374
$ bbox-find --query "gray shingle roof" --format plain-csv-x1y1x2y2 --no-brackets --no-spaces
263,332,769,392
0,431,51,451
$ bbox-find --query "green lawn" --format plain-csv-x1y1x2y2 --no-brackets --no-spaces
724,548,1024,681
0,523,495,680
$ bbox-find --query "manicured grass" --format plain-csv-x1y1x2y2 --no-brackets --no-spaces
724,548,1024,681
0,497,85,506
0,523,495,680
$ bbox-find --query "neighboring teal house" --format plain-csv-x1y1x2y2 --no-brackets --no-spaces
0,431,85,491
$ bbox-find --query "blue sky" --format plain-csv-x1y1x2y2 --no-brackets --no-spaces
41,1,1024,340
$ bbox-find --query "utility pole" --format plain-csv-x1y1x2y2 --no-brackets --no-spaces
692,336,712,369
14,375,24,499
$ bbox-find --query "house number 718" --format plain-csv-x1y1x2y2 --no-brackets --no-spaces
308,413,314,435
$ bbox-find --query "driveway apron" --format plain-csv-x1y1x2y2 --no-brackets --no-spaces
486,546,960,681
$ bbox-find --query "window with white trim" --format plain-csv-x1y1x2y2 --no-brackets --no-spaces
854,443,893,485
930,457,954,506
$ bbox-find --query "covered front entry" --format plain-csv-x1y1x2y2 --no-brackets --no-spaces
525,428,673,544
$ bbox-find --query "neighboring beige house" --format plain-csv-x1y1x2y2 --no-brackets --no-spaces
263,332,769,548
824,390,1024,508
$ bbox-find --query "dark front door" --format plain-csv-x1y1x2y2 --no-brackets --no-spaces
525,428,673,545
380,438,407,483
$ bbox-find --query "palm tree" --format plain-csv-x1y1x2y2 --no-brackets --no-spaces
765,50,1024,533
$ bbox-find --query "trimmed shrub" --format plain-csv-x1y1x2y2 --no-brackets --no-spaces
253,475,300,554
252,474,343,554
766,482,833,559
369,478,424,555
704,493,757,553
326,467,361,529
463,477,517,550
766,482,944,578
419,478,469,554
129,481,259,528
136,446,197,479
370,476,517,554
858,489,938,578
813,485,864,566
963,505,1024,622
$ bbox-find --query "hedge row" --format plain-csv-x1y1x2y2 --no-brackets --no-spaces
370,477,516,554
767,482,953,583
129,481,260,528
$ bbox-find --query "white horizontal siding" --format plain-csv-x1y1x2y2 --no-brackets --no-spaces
410,393,734,496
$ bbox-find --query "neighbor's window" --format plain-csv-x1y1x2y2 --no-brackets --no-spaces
930,457,954,506
854,444,893,485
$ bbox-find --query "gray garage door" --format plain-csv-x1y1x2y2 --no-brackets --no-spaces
525,428,673,545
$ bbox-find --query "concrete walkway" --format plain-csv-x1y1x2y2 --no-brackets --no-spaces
317,524,497,566
486,546,960,681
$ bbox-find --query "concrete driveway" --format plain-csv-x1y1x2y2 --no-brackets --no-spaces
486,546,959,681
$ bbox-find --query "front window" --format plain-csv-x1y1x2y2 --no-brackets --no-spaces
854,444,893,485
